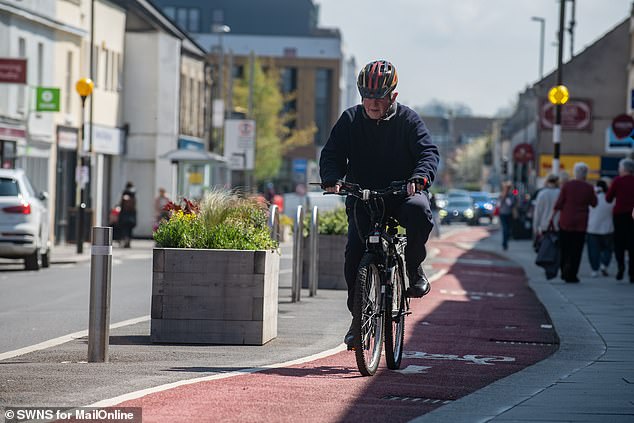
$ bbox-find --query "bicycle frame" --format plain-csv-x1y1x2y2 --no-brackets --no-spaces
327,180,412,374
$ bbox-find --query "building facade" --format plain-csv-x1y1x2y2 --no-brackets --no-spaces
151,0,356,191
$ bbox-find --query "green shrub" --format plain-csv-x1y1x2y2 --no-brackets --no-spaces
319,206,348,235
153,190,277,250
300,206,348,236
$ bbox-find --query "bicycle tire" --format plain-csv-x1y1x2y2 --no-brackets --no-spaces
384,261,406,369
352,254,384,376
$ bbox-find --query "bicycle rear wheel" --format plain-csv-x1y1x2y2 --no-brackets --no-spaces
385,262,406,369
352,254,384,376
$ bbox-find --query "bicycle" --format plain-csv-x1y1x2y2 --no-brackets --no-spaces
327,179,416,376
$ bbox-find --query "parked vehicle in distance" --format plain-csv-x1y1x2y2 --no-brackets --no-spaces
446,188,471,199
0,169,50,270
439,197,477,225
470,191,495,223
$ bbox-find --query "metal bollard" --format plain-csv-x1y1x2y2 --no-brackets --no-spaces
268,204,280,243
308,206,319,297
291,205,304,302
88,226,113,363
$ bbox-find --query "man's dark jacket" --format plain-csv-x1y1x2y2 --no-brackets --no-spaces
319,103,439,189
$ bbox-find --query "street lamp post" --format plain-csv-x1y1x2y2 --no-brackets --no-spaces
531,16,545,80
211,24,230,149
75,77,94,254
552,0,567,176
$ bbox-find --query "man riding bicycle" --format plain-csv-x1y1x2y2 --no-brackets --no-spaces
319,59,440,347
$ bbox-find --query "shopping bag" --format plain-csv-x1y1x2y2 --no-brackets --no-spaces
535,230,559,280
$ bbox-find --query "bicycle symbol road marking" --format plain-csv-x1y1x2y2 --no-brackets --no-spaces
395,365,432,374
403,351,516,365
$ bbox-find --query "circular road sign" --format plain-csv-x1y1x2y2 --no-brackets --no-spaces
611,114,634,139
548,85,569,105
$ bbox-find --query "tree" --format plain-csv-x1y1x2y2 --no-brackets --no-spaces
448,135,491,189
415,99,473,117
232,58,316,183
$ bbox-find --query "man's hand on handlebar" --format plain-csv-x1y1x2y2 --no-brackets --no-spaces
324,183,341,194
407,177,428,196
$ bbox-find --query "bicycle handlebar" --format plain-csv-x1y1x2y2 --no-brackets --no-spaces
324,180,410,201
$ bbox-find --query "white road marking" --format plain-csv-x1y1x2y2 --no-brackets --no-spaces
88,343,348,407
395,365,431,374
0,316,150,362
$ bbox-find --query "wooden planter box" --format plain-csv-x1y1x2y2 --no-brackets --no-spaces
151,248,279,345
303,234,347,290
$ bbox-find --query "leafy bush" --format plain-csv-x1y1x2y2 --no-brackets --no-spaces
318,206,348,235
298,206,348,237
153,190,277,250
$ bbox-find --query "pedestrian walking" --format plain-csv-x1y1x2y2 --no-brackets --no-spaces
586,179,614,277
498,181,516,250
118,181,137,248
554,162,597,283
154,187,171,225
532,174,560,251
605,158,634,282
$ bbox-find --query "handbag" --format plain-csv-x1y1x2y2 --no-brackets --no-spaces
535,220,559,280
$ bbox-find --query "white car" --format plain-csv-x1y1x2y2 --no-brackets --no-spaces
0,169,50,270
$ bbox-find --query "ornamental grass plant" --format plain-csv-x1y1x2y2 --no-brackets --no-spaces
153,190,277,250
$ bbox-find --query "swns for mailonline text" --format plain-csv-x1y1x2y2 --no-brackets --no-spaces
2,406,142,423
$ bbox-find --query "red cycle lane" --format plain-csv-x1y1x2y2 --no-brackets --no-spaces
116,227,558,423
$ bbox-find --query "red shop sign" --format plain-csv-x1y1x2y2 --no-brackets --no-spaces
540,99,592,131
0,58,27,84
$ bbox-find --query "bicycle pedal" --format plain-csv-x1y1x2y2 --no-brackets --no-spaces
347,345,356,351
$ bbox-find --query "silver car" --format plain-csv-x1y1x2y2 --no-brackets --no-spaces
0,169,50,270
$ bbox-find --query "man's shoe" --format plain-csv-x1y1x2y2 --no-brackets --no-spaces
344,322,355,349
407,265,431,298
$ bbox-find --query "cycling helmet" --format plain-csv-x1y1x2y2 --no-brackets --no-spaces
357,60,398,99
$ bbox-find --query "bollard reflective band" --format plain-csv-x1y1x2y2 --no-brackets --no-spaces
91,245,112,256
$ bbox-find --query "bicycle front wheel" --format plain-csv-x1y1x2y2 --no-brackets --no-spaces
385,262,406,369
352,254,384,376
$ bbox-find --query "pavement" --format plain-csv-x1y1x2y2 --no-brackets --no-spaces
2,226,634,422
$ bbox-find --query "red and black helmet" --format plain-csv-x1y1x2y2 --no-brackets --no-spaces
357,60,398,99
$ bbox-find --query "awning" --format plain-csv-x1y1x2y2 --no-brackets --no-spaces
160,149,228,163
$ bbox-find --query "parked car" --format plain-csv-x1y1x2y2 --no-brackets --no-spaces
470,191,495,223
439,198,477,225
0,169,50,270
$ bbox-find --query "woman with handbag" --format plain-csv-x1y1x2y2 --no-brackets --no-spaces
533,174,560,252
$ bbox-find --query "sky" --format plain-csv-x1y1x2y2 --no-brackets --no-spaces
314,0,632,117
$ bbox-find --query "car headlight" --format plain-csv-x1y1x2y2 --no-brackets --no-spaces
484,203,493,210
464,208,474,218
439,210,448,218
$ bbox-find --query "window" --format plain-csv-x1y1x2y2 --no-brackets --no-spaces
17,37,26,113
281,67,297,129
104,49,110,90
116,52,123,91
65,51,73,113
176,8,187,30
188,9,200,32
92,45,99,87
314,69,332,146
37,42,43,86
212,9,224,24
163,6,175,19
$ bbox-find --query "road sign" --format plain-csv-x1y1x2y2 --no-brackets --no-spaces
224,119,256,170
611,114,634,139
539,99,592,131
35,87,60,112
548,85,569,105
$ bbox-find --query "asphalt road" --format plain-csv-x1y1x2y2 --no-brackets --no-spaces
0,251,152,354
